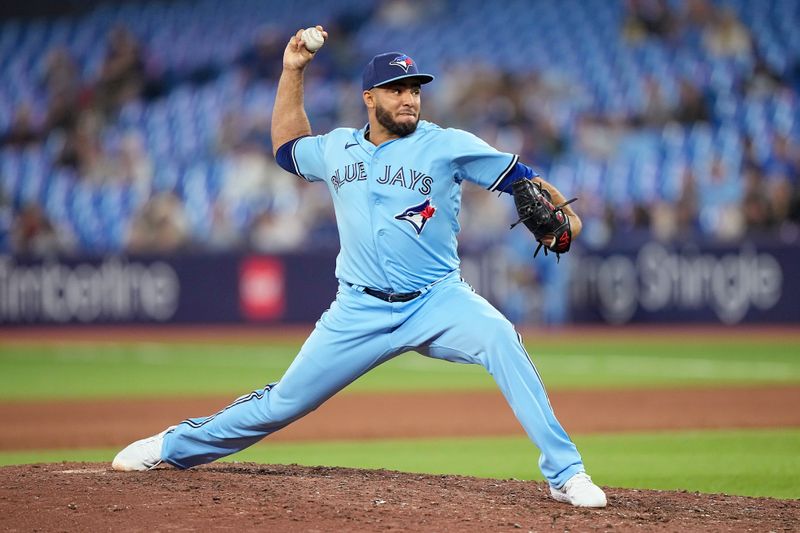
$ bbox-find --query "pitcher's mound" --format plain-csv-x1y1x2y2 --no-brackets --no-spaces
1,462,797,532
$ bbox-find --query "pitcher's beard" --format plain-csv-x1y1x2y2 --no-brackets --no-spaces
376,104,419,137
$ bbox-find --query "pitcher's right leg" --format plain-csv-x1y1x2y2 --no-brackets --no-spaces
159,287,395,469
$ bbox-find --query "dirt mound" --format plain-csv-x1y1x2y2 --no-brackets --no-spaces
1,463,797,532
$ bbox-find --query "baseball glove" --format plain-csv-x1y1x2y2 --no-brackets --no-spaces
510,179,577,261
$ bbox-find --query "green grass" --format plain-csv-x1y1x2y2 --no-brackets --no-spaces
1,337,799,400
3,334,797,500
233,428,800,499
2,429,798,499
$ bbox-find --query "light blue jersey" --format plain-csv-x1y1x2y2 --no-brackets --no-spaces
292,120,518,292
160,121,586,489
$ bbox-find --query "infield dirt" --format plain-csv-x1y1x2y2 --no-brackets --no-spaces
1,462,799,532
3,386,799,450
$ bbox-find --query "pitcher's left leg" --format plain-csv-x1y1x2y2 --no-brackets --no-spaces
399,279,583,488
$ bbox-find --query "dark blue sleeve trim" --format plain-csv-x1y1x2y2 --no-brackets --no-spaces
487,154,518,192
275,136,309,177
493,161,540,195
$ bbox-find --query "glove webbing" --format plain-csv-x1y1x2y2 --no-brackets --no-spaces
510,196,577,263
509,197,577,230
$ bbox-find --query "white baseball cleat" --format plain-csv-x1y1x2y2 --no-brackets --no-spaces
112,426,176,471
550,472,607,508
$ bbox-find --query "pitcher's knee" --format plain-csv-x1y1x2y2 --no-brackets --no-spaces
465,328,527,370
260,391,320,428
262,402,295,426
482,318,521,347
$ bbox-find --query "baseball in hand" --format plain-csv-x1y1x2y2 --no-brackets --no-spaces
301,27,324,52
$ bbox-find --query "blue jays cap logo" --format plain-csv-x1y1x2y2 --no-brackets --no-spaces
389,54,415,73
395,198,436,236
363,52,434,90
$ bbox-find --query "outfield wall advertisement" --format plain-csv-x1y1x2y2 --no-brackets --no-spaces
569,241,796,325
0,241,797,325
0,253,337,325
0,257,179,323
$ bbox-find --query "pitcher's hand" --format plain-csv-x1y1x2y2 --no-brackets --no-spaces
283,26,327,71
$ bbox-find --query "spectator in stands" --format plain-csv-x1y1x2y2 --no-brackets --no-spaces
54,120,85,170
702,6,752,61
634,77,675,128
236,27,283,85
0,192,12,253
41,47,81,135
95,25,146,117
319,10,375,82
674,79,711,124
705,157,745,240
574,113,626,159
767,133,800,181
117,130,153,197
675,168,700,238
45,90,81,139
218,132,277,209
764,134,800,230
43,47,80,98
299,186,339,249
10,203,74,257
652,167,704,242
248,209,306,253
0,104,40,147
520,114,566,168
622,0,677,42
745,52,789,98
741,163,775,233
126,192,190,253
681,0,715,29
215,111,245,154
55,109,105,179
375,0,426,27
206,200,243,252
457,182,515,252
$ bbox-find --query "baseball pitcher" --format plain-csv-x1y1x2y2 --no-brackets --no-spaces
113,26,606,508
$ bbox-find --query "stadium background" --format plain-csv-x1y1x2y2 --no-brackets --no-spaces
0,0,799,526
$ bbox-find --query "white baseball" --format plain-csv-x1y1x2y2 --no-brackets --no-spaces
301,27,324,53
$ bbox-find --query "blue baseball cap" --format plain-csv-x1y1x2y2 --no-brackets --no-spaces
362,52,435,91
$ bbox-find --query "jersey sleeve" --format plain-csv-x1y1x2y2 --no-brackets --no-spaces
448,129,519,192
291,134,328,183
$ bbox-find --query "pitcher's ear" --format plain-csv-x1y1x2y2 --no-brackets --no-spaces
363,90,375,109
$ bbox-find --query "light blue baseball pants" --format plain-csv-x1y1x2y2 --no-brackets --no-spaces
161,271,585,487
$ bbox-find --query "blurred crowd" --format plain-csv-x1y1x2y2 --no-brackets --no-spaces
1,0,799,259
618,0,799,241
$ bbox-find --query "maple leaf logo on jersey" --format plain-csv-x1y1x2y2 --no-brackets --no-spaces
389,54,415,73
395,198,436,236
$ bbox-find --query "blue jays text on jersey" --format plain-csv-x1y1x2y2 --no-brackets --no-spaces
281,120,526,293
330,162,433,195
